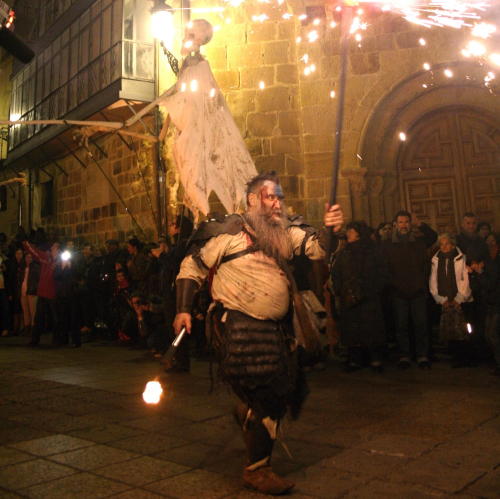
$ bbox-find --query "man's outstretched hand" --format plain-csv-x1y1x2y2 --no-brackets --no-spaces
324,204,344,233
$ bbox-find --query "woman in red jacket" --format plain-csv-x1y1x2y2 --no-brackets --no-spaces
23,240,61,347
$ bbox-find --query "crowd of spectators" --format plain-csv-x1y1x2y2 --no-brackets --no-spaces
0,215,206,368
1,209,499,378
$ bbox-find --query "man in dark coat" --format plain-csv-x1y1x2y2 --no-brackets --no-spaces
381,210,435,370
456,212,488,261
456,212,489,350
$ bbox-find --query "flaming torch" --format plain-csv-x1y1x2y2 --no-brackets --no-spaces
142,327,187,404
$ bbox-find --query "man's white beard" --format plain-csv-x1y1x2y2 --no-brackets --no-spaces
245,205,292,261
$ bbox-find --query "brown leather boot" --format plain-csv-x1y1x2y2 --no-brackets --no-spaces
243,464,295,495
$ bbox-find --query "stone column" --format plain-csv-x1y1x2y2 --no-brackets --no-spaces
367,175,385,227
382,174,398,222
342,168,367,221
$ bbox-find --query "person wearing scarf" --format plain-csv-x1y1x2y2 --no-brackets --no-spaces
429,233,471,367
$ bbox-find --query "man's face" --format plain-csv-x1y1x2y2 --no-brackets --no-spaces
67,241,75,251
259,181,283,219
126,243,136,255
397,216,411,234
116,272,124,283
462,216,477,236
83,245,92,258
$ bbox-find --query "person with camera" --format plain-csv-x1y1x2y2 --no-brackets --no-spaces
23,240,61,347
53,249,81,348
331,221,389,373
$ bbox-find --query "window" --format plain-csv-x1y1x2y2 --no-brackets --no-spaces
41,180,54,217
0,186,7,212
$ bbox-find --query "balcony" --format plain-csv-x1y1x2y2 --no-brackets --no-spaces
5,0,155,166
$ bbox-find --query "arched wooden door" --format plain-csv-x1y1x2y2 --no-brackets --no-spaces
398,106,500,232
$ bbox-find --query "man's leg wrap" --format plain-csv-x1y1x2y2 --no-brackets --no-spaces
243,407,275,469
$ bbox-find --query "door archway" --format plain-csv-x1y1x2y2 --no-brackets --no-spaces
397,106,500,232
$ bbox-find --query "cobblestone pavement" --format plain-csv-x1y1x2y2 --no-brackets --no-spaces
1,334,499,499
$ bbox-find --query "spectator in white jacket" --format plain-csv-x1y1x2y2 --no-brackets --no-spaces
430,233,472,368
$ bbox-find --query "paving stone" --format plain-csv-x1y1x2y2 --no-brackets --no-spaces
225,490,318,499
144,469,240,499
107,433,189,455
0,401,38,418
19,472,130,499
0,446,35,467
153,442,227,468
387,459,486,494
0,491,28,498
466,467,500,498
67,424,148,444
0,458,76,490
315,447,409,479
0,421,54,446
94,456,190,486
352,433,439,458
286,466,364,498
341,479,449,498
105,490,167,499
9,435,94,457
425,439,500,471
8,410,99,433
47,445,139,470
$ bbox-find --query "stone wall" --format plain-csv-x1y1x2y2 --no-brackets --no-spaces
3,0,499,239
175,0,500,228
30,120,158,245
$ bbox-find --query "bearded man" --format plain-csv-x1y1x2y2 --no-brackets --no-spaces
173,171,343,495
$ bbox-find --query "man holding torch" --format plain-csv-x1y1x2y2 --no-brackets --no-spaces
173,171,343,495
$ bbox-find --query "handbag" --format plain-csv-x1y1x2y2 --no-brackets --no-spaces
340,277,365,308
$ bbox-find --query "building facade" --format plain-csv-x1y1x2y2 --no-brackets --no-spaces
1,0,500,243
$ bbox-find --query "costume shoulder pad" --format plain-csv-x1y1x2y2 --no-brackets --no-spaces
284,214,316,232
188,213,245,247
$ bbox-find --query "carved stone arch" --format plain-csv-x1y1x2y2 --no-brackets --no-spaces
397,106,500,231
355,60,500,228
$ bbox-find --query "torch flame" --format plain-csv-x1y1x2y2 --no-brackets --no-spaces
143,381,163,404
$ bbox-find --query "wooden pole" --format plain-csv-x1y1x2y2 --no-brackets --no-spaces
326,5,353,262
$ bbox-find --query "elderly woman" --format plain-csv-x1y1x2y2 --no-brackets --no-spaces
331,221,389,373
429,233,471,367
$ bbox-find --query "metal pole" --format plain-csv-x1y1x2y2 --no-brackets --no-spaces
154,37,166,238
326,5,353,261
27,168,32,230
